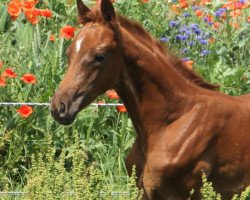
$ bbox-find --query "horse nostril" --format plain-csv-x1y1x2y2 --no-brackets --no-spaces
59,102,66,114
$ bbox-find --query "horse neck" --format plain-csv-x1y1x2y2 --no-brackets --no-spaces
115,26,199,138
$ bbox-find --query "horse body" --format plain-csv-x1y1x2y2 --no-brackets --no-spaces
50,1,250,199
117,25,250,199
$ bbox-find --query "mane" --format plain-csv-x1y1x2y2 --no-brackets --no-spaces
117,15,219,91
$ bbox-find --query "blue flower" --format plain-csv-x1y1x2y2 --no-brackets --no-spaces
194,29,201,35
239,0,246,3
203,17,209,22
182,48,189,53
200,49,210,56
215,8,226,17
185,29,192,36
169,21,178,28
160,37,169,42
176,35,188,41
178,26,187,33
189,24,202,35
180,35,188,40
192,6,199,10
190,24,199,30
179,26,192,36
183,13,190,17
199,39,208,45
189,41,195,46
182,57,190,62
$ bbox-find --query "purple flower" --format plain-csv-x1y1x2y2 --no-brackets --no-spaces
199,39,208,45
189,24,202,35
180,35,188,40
190,24,199,30
176,35,188,41
189,41,195,46
182,48,189,53
183,13,190,17
194,29,201,35
200,49,210,56
185,30,192,36
203,17,209,22
215,8,226,17
160,37,169,42
182,57,190,62
239,0,246,3
192,6,199,10
179,26,192,36
169,21,178,28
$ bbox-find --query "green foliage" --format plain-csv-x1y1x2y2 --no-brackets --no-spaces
1,136,142,200
199,173,250,200
200,173,221,200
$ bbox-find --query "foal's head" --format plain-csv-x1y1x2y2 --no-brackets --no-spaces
51,0,123,125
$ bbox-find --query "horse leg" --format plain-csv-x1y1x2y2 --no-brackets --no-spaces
142,165,184,200
125,136,145,187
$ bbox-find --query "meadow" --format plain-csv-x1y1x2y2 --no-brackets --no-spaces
0,0,249,199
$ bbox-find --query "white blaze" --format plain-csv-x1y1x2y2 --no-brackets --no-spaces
75,37,84,53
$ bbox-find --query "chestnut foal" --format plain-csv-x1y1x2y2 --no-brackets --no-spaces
51,0,250,199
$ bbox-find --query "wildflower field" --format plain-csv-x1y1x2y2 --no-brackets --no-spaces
0,0,249,199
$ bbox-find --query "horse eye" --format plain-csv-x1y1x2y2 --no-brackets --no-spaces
93,54,106,63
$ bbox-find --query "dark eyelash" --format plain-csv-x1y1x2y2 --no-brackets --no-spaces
93,54,106,63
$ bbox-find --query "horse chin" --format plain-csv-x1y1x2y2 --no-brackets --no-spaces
54,114,77,125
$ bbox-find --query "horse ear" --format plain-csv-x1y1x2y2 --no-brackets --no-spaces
100,0,116,24
76,0,94,24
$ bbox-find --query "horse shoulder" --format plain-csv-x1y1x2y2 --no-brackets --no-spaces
143,101,221,197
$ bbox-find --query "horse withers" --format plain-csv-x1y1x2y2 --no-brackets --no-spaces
50,0,250,199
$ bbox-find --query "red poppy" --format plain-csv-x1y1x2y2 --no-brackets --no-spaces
209,37,216,44
12,0,23,7
195,10,203,17
200,0,211,6
116,105,127,113
230,22,240,29
21,73,37,84
184,60,193,70
22,1,37,11
1,68,17,78
0,78,6,87
140,0,149,3
40,9,52,18
179,0,188,9
106,90,120,99
49,35,55,42
222,2,234,10
7,1,22,20
59,25,77,40
170,4,180,14
213,22,220,29
25,9,39,24
230,9,241,18
17,105,33,118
